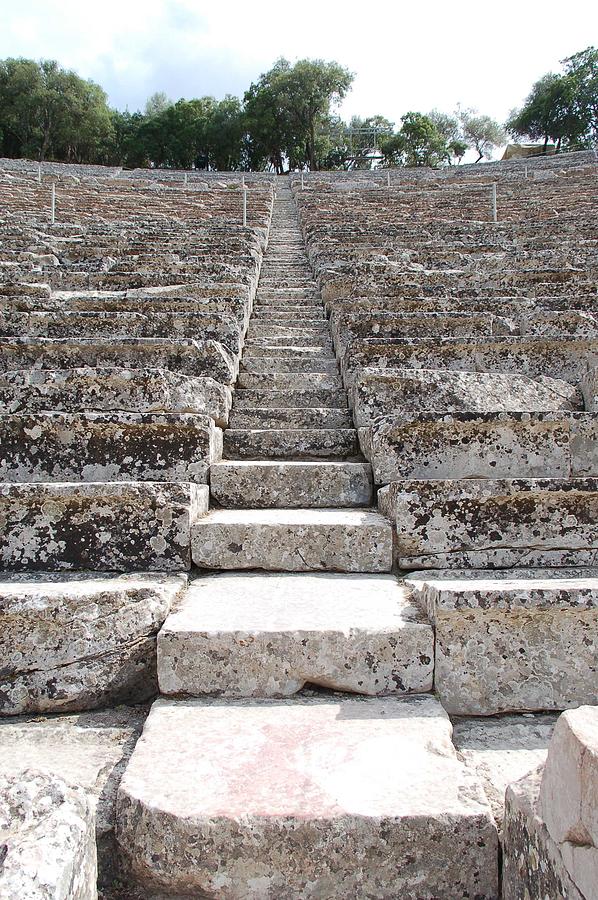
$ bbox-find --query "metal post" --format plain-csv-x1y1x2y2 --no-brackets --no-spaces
184,173,188,187
387,170,391,188
524,165,528,179
37,163,41,183
301,172,304,190
51,183,56,224
242,175,245,190
242,188,247,227
491,182,497,223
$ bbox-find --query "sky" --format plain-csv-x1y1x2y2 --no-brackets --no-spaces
2,0,597,129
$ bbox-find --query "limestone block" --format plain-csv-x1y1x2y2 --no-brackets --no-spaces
0,482,208,572
379,478,598,569
351,367,581,427
158,572,432,697
0,706,146,886
0,412,222,483
210,460,372,508
223,427,359,460
116,695,498,898
0,769,97,900
192,508,392,573
235,387,348,408
228,406,352,429
0,572,186,714
0,337,237,385
582,367,598,411
540,706,598,851
237,370,343,390
0,367,232,425
342,336,597,386
406,569,598,714
452,714,558,833
503,767,584,900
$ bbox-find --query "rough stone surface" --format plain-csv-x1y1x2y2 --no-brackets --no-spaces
351,367,582,427
223,427,359,460
158,572,433,697
0,412,222,483
210,460,372,508
0,769,97,900
0,573,186,714
0,482,208,572
406,568,598,714
192,508,393,572
116,695,498,898
540,705,598,857
452,713,558,832
582,367,597,411
503,767,584,900
380,478,598,569
0,706,146,888
0,368,232,426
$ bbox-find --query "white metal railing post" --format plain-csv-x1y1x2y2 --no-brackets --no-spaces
184,173,188,187
243,187,247,226
37,163,41,183
51,182,56,224
524,164,528,179
491,182,497,223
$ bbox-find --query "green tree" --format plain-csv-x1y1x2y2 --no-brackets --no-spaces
460,111,506,162
244,58,353,172
380,112,449,167
144,91,172,118
0,58,113,162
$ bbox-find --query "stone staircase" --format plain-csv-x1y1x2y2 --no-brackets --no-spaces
113,183,500,898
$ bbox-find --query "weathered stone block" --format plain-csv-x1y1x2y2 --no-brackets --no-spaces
158,572,432,697
192,508,392,573
0,412,222,483
360,412,596,484
407,569,598,714
380,478,598,569
0,572,186,714
116,695,498,898
0,769,97,899
351,367,581,427
0,367,232,425
0,482,208,572
223,427,359,460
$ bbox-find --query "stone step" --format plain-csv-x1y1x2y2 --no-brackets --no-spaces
248,320,329,334
241,357,338,374
228,406,353,429
234,387,348,409
223,428,359,460
192,507,392,572
0,412,222,484
237,372,344,391
211,460,372,507
0,481,208,572
360,412,597,483
0,571,186,715
158,572,432,696
245,334,333,348
379,477,598,569
406,568,598,716
243,343,334,357
252,308,325,319
0,367,233,425
115,695,498,898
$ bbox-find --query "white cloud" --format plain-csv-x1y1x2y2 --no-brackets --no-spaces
1,0,597,128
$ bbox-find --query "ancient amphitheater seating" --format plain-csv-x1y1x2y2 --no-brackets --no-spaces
0,152,597,899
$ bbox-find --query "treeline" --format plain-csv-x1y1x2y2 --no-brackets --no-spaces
0,48,596,171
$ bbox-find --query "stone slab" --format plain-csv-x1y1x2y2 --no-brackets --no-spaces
360,412,596,484
0,368,232,426
540,706,598,851
406,569,598,714
228,406,353,429
379,478,598,569
0,769,97,900
210,460,372,508
223,427,359,460
0,412,222,483
452,713,558,834
234,388,348,408
241,356,338,374
192,508,393,572
116,695,498,898
237,371,343,390
0,706,146,887
0,482,208,572
503,767,585,900
158,572,432,696
351,368,582,427
0,572,186,714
